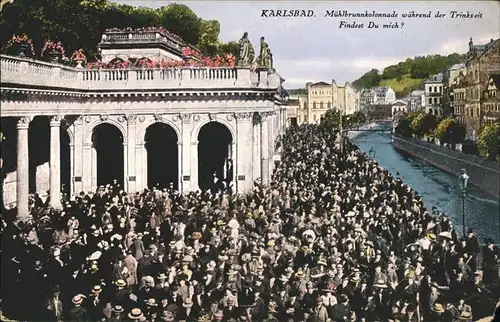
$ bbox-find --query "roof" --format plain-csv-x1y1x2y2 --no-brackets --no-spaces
449,63,465,70
467,38,499,63
489,74,500,87
310,81,332,86
425,72,443,83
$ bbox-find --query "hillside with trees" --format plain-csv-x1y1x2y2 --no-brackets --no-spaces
0,0,238,59
352,53,465,98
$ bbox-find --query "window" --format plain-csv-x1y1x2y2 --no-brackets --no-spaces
313,102,317,109
428,98,432,105
475,70,479,80
313,114,317,122
327,102,332,109
320,102,324,109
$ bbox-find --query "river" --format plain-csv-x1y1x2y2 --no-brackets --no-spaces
350,128,500,242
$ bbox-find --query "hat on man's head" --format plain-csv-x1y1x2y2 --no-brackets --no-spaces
128,308,144,320
72,294,86,305
112,305,124,313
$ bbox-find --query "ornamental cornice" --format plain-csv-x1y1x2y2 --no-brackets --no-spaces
234,112,254,121
0,87,278,102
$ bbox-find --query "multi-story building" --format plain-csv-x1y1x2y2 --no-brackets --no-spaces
360,86,396,108
424,73,444,116
409,90,426,112
286,94,308,125
361,89,377,106
339,82,359,115
462,38,500,137
450,37,500,138
443,63,466,116
305,80,359,124
483,74,500,124
375,86,396,104
451,71,467,124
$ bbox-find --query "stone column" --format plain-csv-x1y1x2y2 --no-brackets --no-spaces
135,143,144,191
69,143,74,196
236,113,253,193
82,143,92,193
260,112,270,185
91,145,97,189
49,115,62,209
72,116,84,194
123,142,128,192
126,114,137,193
180,114,193,192
190,141,198,191
177,142,182,191
252,116,261,184
267,114,275,180
16,116,31,221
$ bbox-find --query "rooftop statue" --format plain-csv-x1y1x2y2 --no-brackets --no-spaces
258,36,273,70
237,32,255,68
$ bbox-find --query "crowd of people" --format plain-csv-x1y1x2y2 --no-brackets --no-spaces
1,124,499,322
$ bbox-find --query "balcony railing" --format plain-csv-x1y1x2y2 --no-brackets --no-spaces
0,55,279,91
100,32,182,52
426,92,442,97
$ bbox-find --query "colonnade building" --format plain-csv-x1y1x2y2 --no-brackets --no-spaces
0,28,287,221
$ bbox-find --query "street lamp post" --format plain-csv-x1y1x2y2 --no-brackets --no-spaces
458,168,469,237
369,146,376,158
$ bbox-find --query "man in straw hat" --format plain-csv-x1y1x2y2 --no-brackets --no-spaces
128,308,145,320
87,285,105,320
68,294,89,321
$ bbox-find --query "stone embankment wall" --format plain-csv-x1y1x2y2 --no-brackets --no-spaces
393,135,500,198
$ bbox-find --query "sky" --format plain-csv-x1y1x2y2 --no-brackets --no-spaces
116,1,499,89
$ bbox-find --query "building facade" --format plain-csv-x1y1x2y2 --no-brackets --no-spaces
409,90,426,112
375,87,396,104
424,73,444,116
0,31,287,221
360,86,396,108
304,80,359,124
450,37,500,137
360,89,377,106
483,75,500,124
286,94,308,125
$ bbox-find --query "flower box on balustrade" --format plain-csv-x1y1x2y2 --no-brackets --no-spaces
0,54,283,92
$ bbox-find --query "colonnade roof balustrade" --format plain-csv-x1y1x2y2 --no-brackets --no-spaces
0,55,283,92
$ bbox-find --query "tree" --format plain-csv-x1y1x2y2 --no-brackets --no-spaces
395,112,419,138
197,20,220,56
157,4,202,46
411,113,438,137
217,41,238,57
433,117,465,144
395,117,413,138
477,122,500,161
321,109,341,131
352,69,381,89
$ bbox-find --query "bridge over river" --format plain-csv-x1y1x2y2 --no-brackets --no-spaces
350,125,500,242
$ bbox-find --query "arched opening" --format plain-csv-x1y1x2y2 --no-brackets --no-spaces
197,122,233,192
28,116,50,194
92,123,124,188
0,117,17,214
145,122,178,190
60,127,71,198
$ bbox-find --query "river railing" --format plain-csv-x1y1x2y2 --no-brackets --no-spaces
0,55,281,91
